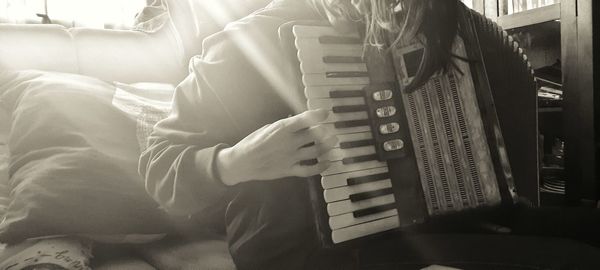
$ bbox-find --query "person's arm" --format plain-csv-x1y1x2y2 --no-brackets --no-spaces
139,66,237,216
139,30,336,217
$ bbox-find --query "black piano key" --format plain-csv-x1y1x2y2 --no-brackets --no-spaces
334,119,370,129
326,72,369,78
353,203,396,218
342,154,378,165
332,105,368,113
329,90,364,98
319,36,362,44
347,173,390,186
349,188,395,202
322,56,364,64
339,139,375,149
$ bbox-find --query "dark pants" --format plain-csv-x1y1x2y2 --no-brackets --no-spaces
226,182,600,270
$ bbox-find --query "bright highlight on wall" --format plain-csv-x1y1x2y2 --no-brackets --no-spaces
0,0,146,28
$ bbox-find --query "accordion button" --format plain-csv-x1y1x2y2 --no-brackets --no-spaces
372,90,393,101
379,122,400,134
376,106,397,118
383,139,404,151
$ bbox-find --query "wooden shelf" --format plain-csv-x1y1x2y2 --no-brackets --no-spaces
539,106,563,113
496,3,561,30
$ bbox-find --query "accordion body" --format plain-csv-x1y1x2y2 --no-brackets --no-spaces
279,7,537,247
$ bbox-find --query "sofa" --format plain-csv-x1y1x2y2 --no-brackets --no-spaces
0,0,271,84
0,0,270,269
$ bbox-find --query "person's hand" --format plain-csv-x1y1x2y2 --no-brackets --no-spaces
216,109,338,186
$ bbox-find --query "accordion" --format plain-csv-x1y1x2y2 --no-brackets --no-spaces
279,8,537,246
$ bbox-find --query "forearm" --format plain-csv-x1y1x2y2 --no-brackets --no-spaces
140,137,229,216
214,146,242,186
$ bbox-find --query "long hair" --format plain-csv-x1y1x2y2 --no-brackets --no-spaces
309,0,458,90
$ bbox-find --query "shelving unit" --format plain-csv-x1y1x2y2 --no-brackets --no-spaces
470,0,599,206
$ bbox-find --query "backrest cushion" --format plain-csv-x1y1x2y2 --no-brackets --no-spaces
0,24,78,74
70,26,185,84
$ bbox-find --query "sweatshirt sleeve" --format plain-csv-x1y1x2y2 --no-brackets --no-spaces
139,54,242,216
138,6,310,216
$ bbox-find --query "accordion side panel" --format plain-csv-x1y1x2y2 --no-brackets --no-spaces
450,38,502,207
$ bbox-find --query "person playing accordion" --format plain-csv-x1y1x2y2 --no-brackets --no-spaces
139,0,600,269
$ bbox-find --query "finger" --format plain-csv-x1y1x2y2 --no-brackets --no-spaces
292,125,332,147
283,109,329,132
292,134,339,155
319,135,339,148
291,160,331,177
296,143,334,161
307,125,331,141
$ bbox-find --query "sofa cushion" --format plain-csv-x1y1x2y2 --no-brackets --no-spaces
0,24,78,74
0,0,272,84
0,23,186,84
70,27,185,84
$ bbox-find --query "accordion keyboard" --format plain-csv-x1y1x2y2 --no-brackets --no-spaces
294,25,402,244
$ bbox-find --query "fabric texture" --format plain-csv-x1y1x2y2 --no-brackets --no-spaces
0,70,174,244
0,237,92,270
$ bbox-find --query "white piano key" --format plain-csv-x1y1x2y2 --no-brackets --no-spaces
319,122,371,136
300,63,367,75
308,98,368,123
322,159,387,176
327,194,396,216
321,166,389,189
293,25,360,39
331,215,400,244
304,85,368,99
324,179,393,203
303,74,370,87
299,59,367,74
320,145,376,162
297,42,365,74
336,132,374,145
296,39,363,56
307,97,365,110
329,209,398,230
307,97,366,110
321,111,369,124
298,57,366,74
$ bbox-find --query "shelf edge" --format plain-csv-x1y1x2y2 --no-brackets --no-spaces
496,3,561,30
